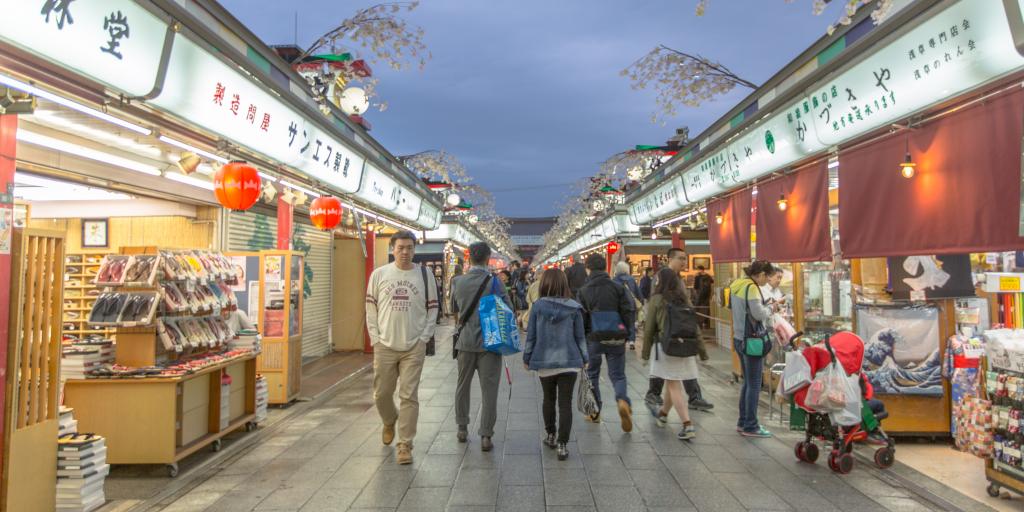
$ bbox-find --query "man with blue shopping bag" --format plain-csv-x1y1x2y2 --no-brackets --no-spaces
451,242,510,452
577,254,636,432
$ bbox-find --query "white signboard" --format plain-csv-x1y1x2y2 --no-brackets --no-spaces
0,0,168,97
628,175,685,225
150,34,366,193
356,163,400,211
635,0,1024,210
417,202,442,230
394,187,422,222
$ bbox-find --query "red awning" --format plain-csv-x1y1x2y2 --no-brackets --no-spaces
708,189,752,263
755,163,832,262
838,87,1024,258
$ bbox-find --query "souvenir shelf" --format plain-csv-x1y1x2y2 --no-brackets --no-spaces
62,247,258,477
62,253,112,340
982,335,1024,499
226,250,304,405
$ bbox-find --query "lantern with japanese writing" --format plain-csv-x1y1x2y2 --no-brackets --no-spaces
310,196,343,231
214,161,261,211
606,241,620,255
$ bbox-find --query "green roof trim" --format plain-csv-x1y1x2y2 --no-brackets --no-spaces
816,37,846,66
311,53,353,62
246,46,272,75
729,111,745,129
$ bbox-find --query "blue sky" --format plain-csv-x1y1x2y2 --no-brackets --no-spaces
220,0,851,217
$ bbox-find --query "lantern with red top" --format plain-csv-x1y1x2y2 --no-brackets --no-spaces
310,196,343,231
214,160,261,211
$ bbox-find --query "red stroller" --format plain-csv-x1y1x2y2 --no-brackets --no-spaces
791,331,895,474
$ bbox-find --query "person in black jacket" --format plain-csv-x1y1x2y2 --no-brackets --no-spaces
565,259,587,298
576,254,635,432
638,267,653,302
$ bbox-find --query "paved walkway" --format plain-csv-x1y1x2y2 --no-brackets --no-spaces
138,326,983,512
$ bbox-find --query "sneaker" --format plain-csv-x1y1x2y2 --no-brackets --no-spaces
866,430,888,446
644,392,663,407
557,442,569,461
585,412,601,423
677,424,696,440
481,436,494,452
396,442,413,465
382,423,396,446
617,399,633,433
456,425,468,443
647,402,667,427
740,426,772,438
543,433,557,449
688,398,715,411
627,342,636,350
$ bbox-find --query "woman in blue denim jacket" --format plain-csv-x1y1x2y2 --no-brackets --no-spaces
524,268,588,460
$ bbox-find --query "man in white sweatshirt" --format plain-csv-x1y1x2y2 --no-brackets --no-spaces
365,231,439,465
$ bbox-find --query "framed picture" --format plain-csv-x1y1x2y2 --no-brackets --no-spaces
640,260,651,269
690,255,712,271
81,218,109,248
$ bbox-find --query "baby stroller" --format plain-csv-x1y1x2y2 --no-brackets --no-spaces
789,331,896,474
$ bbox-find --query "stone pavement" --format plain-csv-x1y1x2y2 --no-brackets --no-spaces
138,326,986,512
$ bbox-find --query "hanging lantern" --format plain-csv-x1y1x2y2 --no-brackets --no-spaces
310,196,343,231
606,241,620,254
214,160,261,211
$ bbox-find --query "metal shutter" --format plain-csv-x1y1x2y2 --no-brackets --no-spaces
226,207,278,252
292,215,333,359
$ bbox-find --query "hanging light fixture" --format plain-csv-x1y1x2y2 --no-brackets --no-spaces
715,212,724,224
900,135,916,179
777,193,788,211
446,192,462,207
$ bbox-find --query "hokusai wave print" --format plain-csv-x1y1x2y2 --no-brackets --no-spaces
856,305,943,396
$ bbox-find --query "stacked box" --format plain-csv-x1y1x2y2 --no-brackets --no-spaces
228,330,261,353
255,375,268,423
61,341,114,380
57,434,108,512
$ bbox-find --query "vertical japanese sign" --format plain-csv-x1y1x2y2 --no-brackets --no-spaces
0,0,168,97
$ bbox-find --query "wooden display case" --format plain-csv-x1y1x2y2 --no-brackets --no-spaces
61,252,112,340
2,228,65,512
224,250,303,405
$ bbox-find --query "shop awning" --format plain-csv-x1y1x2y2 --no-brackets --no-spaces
755,163,831,262
708,189,752,263
838,87,1024,258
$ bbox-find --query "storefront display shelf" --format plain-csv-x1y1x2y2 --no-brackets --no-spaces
64,353,255,384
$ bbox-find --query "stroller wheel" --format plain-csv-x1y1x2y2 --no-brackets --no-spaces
988,483,1001,498
836,453,854,474
794,442,805,462
827,451,839,472
802,442,819,463
874,446,895,469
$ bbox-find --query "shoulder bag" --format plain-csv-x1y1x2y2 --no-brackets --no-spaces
740,283,773,357
453,275,491,359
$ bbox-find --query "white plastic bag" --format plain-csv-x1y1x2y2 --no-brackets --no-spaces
782,351,812,395
805,362,847,412
829,374,863,426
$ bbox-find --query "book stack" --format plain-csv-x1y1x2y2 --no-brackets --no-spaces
228,329,261,353
57,434,109,512
61,341,114,380
255,374,268,423
220,373,232,430
58,406,77,437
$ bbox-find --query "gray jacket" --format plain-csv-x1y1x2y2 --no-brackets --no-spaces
451,266,510,352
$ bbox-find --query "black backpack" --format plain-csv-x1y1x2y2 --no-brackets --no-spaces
657,298,700,358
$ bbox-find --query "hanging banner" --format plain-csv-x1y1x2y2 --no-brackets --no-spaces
0,0,168,97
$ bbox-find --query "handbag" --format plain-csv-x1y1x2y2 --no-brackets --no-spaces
781,350,813,395
453,275,492,359
420,265,436,357
480,277,522,355
740,283,773,357
576,368,599,417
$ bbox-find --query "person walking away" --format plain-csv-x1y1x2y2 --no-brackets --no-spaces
521,269,545,331
638,267,653,303
642,267,703,440
730,260,775,437
577,254,635,432
693,266,714,329
613,261,642,351
565,258,587,298
365,231,439,465
645,248,714,412
451,242,508,452
524,269,588,460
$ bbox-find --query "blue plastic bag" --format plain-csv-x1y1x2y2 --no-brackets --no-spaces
480,293,521,355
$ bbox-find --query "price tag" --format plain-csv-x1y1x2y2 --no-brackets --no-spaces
1000,276,1021,292
910,290,926,302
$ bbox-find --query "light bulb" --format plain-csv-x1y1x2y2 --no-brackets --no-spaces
715,213,723,225
446,193,461,207
651,231,657,240
900,152,916,179
777,194,788,211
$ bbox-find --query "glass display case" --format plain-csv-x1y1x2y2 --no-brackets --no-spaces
801,260,853,342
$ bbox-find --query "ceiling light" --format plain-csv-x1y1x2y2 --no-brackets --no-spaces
159,135,228,164
280,180,320,198
17,129,161,175
31,110,161,157
777,194,788,211
0,73,150,135
715,213,724,224
900,152,916,179
14,172,130,201
258,171,278,182
165,172,215,191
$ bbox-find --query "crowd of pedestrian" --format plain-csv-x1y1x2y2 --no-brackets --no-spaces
365,231,778,464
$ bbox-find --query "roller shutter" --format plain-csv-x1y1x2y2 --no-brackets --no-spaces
226,208,333,360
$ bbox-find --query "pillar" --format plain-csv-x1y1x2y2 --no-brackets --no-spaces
363,228,376,354
0,115,17,474
276,197,293,250
672,229,684,251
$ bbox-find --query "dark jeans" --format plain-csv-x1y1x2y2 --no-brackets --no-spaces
540,372,578,443
586,341,629,411
647,377,703,403
734,339,765,432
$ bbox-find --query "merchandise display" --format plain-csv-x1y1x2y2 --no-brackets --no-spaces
57,433,109,512
61,339,115,380
983,331,1024,497
255,375,268,423
58,407,77,437
945,334,986,439
62,254,112,340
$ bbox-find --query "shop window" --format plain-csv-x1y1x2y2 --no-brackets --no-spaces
801,260,852,341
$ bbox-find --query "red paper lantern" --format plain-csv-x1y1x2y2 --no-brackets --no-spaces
606,241,620,254
214,161,261,211
309,196,343,231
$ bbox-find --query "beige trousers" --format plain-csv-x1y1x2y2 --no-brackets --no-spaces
373,341,426,445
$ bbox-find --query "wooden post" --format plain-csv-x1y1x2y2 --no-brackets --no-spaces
363,228,376,354
0,115,17,480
